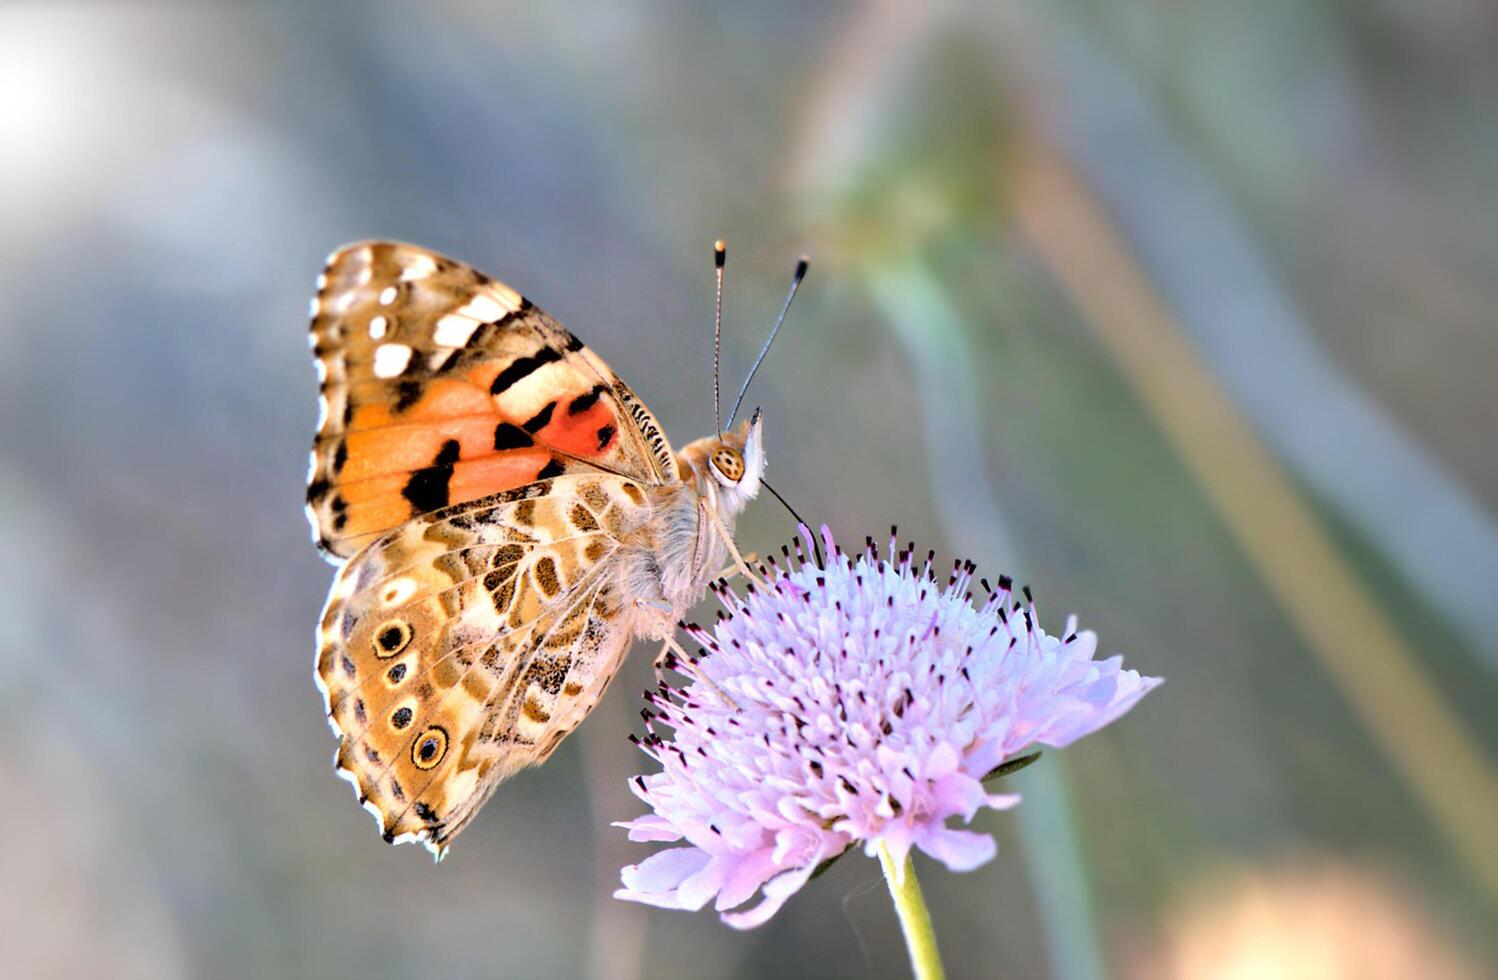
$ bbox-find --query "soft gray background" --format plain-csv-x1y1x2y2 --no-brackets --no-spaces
2,2,1495,977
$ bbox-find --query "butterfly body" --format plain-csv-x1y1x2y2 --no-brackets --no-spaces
306,242,763,856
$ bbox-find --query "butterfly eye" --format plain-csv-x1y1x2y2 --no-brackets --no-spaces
710,448,745,484
412,726,448,770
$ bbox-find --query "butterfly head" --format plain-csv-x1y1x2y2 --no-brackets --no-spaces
682,409,765,516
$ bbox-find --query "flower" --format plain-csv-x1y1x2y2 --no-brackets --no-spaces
614,526,1162,928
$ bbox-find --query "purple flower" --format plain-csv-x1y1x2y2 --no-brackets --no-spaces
615,527,1162,928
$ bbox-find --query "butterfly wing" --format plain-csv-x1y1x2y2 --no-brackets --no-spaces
307,241,679,560
316,472,655,856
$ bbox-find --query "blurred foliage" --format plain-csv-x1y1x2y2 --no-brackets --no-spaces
2,1,1494,977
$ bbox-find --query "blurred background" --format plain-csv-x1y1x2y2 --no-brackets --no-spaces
2,1,1495,977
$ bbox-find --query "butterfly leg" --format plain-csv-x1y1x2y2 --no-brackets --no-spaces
702,501,762,587
635,598,676,643
712,552,757,582
652,633,738,710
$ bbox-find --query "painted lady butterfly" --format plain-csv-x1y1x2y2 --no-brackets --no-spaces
306,241,802,858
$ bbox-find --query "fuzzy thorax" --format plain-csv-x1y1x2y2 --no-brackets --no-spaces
644,413,764,617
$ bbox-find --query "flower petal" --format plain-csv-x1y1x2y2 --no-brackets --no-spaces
676,855,731,911
614,814,685,843
916,828,997,872
713,849,782,911
720,860,821,930
922,741,961,780
618,846,711,901
613,526,1159,929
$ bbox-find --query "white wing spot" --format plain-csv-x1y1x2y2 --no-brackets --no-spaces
459,293,512,322
382,578,417,607
317,395,330,429
433,314,480,348
369,315,388,340
305,501,327,551
379,286,398,305
307,450,318,481
373,343,413,378
400,254,437,281
330,570,358,601
315,273,328,291
487,280,523,309
307,298,320,318
356,266,373,286
332,291,356,315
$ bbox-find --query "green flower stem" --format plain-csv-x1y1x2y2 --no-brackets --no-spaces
865,258,1107,977
877,841,946,980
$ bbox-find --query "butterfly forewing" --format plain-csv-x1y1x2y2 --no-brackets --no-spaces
307,241,677,560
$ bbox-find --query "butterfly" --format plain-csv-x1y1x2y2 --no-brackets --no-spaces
306,240,804,858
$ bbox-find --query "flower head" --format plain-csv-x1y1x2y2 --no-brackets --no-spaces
615,527,1161,928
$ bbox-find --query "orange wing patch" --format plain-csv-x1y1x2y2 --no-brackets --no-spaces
306,242,676,560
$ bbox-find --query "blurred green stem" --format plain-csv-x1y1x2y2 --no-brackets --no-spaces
877,842,945,980
1012,761,1104,980
864,258,1106,980
861,260,1015,566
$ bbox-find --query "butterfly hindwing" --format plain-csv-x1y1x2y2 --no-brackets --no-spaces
315,473,651,854
307,241,677,560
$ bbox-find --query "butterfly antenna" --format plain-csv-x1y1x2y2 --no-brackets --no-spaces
713,240,726,434
726,255,808,429
761,478,824,567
